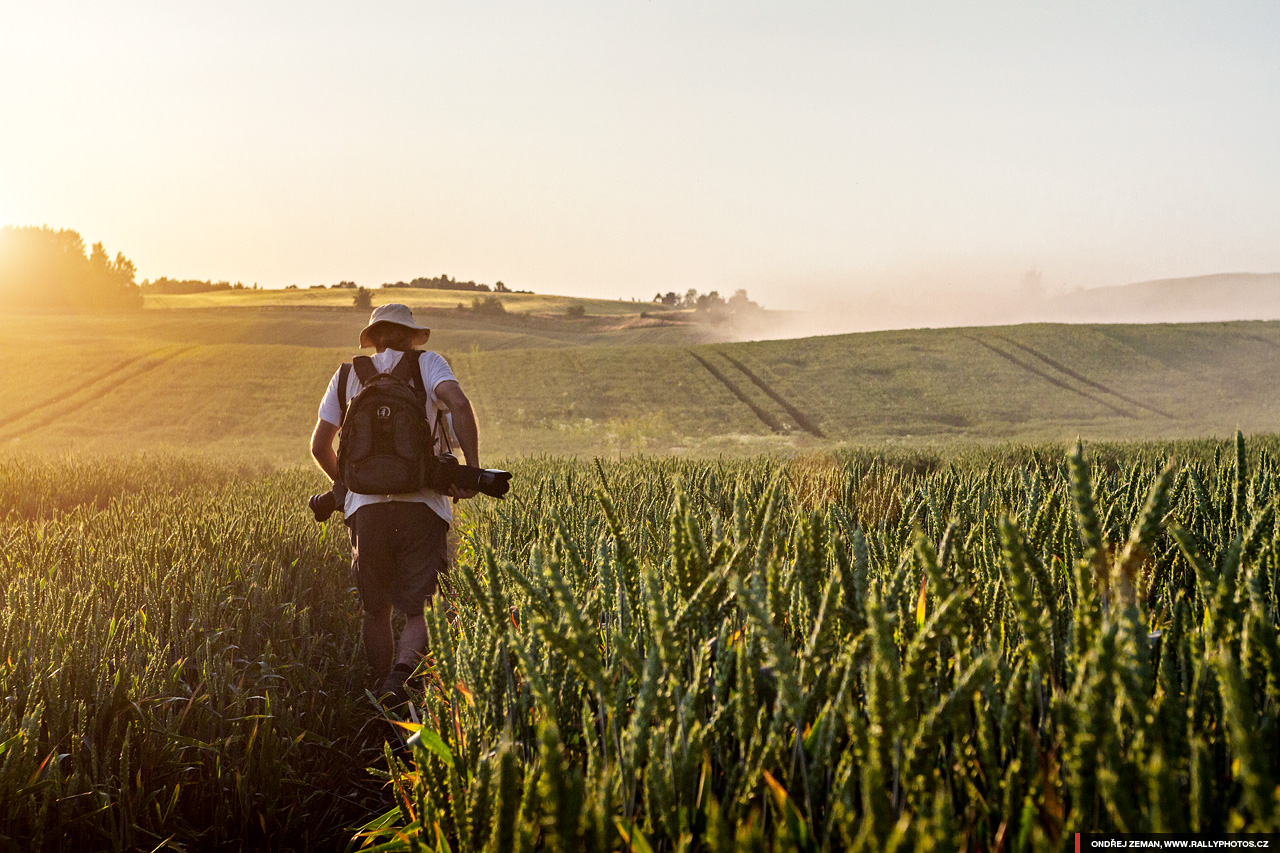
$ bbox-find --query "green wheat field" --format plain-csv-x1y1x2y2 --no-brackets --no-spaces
3,292,1280,850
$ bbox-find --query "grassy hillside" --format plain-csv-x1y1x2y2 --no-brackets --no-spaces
4,297,1280,460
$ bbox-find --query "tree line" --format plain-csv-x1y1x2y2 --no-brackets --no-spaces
652,288,760,312
381,274,532,294
0,226,142,312
142,274,529,296
142,278,259,294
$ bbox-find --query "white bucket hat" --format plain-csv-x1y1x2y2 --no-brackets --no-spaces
359,303,431,348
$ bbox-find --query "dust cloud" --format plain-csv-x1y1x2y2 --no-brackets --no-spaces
725,272,1280,342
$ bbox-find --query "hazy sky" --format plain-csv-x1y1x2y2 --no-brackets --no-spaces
1,2,1278,307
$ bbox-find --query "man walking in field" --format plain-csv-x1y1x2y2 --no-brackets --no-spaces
310,303,481,705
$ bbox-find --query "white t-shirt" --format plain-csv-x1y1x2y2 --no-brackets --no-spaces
318,349,458,524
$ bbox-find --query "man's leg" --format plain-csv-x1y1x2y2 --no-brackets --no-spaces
363,604,395,683
396,609,429,668
379,605,429,705
380,607,427,704
350,505,397,686
381,505,449,701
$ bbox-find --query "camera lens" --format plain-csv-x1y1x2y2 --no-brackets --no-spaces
476,469,512,498
309,490,337,522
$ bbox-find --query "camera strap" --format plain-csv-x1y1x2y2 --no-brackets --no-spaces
433,408,454,455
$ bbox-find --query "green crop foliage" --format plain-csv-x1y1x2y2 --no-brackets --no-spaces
0,457,386,850
3,435,1280,850
365,435,1280,851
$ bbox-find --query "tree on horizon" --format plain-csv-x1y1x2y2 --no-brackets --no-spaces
0,226,142,312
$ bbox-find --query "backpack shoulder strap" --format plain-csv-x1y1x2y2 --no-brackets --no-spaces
391,350,428,401
337,362,353,422
390,349,422,384
352,355,378,384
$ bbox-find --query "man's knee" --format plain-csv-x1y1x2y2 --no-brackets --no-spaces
363,603,392,623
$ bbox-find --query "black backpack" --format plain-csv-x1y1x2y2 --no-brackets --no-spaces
336,351,434,495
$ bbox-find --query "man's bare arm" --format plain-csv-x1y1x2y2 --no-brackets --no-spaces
310,418,341,482
435,380,479,467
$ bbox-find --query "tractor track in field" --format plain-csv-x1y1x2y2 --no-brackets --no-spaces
1239,333,1280,352
716,351,825,438
686,351,786,434
964,336,1136,419
0,346,197,441
0,348,170,430
994,336,1174,418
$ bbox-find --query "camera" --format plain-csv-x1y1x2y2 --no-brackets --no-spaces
428,453,513,498
308,482,348,522
307,459,512,523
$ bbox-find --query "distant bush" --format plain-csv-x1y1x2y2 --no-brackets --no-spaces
470,296,506,316
566,304,586,319
0,226,142,312
353,287,373,310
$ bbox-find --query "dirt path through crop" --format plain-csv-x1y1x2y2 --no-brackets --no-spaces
716,351,825,437
687,351,786,433
964,336,1135,419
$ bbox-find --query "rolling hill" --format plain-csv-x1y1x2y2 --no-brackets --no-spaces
1054,272,1280,324
761,271,1280,337
3,288,1279,460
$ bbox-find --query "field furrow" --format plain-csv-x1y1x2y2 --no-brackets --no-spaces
996,334,1173,417
716,350,826,437
0,346,197,441
1241,332,1280,351
0,348,171,430
964,334,1136,418
686,350,786,433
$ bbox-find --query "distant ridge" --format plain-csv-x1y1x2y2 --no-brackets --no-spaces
1056,272,1280,324
763,270,1280,339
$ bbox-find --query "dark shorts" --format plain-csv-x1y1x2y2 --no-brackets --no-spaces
348,502,449,616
